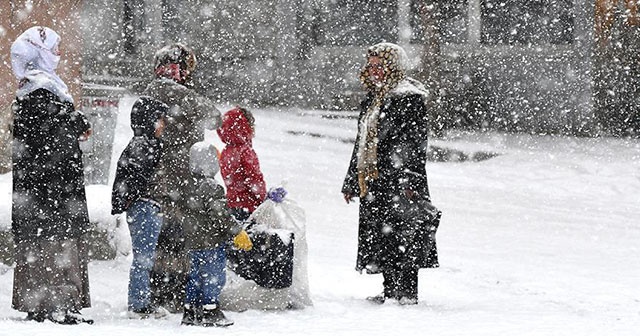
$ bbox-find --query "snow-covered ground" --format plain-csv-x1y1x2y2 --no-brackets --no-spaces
0,96,639,335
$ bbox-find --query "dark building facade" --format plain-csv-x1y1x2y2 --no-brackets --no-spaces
79,0,637,136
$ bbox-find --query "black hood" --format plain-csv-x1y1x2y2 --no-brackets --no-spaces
130,96,169,137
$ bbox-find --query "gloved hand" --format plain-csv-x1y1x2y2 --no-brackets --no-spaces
233,230,253,251
267,187,288,203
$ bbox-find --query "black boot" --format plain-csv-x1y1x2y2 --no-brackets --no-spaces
25,311,47,322
365,293,387,304
66,309,95,324
201,304,233,327
47,310,94,325
397,296,418,305
129,306,169,319
366,270,398,304
396,267,418,305
181,304,199,326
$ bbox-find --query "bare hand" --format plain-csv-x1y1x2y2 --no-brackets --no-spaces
343,192,355,204
79,128,92,141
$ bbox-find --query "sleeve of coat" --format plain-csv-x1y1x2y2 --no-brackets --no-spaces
111,145,134,214
240,146,267,203
341,99,369,196
68,107,92,138
400,94,431,197
341,133,360,195
184,90,222,130
32,91,90,138
201,181,242,240
111,142,158,214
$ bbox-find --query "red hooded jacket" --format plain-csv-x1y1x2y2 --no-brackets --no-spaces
217,108,266,213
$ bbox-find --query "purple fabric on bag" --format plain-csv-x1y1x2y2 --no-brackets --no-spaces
267,187,287,203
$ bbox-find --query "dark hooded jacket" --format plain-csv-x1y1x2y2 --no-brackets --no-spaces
12,88,91,240
182,142,241,251
111,97,168,214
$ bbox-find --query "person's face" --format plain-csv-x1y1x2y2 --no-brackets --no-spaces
367,56,385,84
52,42,61,56
154,117,166,138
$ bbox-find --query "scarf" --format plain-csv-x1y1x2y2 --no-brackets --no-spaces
10,26,73,103
356,43,408,197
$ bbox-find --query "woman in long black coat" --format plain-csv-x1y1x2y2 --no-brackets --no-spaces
10,26,93,324
342,43,439,305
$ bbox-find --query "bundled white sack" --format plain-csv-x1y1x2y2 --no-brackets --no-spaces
220,193,312,310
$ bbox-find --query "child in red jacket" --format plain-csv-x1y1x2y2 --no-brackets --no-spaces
217,107,267,221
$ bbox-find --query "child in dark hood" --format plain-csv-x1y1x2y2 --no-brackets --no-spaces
180,142,252,327
112,97,169,318
217,107,267,221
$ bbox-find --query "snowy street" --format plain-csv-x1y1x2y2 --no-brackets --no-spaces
0,97,639,335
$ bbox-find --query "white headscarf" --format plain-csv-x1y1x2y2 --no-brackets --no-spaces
10,26,73,103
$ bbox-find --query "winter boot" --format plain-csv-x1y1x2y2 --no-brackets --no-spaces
152,306,170,318
25,311,47,322
47,310,94,325
65,309,95,324
181,304,200,326
128,306,169,319
201,304,233,327
397,296,418,305
365,293,387,304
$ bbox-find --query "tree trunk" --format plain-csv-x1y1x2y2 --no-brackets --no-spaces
416,1,445,136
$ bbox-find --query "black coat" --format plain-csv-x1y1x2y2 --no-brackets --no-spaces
111,136,163,214
342,91,439,273
111,96,167,214
12,88,91,241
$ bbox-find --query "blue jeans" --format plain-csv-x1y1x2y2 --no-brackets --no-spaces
184,246,227,307
126,200,162,311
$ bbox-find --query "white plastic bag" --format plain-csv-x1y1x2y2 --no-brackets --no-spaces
221,197,313,310
108,214,132,257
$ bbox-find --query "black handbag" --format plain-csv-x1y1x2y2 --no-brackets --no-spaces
398,194,441,229
227,228,295,289
395,194,442,268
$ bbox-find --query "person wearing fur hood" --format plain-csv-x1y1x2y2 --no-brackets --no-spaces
342,43,439,305
141,43,223,311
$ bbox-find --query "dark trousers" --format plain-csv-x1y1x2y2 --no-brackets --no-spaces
229,207,251,222
380,216,419,300
383,266,418,300
151,209,187,312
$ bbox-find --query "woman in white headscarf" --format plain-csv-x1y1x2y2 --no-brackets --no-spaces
342,43,440,305
10,26,93,324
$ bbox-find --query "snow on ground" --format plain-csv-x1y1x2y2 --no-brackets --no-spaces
0,96,639,335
